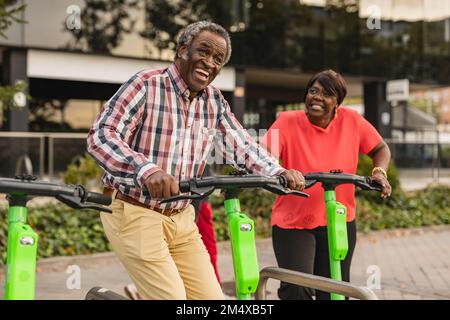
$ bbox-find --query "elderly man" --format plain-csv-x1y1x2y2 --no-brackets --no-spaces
87,21,305,300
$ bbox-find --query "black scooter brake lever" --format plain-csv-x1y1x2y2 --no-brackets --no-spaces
366,177,383,192
286,190,310,197
56,195,112,213
353,177,382,192
159,186,216,204
305,180,317,189
159,194,203,203
263,184,309,198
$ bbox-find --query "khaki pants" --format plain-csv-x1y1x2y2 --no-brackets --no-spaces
100,194,224,300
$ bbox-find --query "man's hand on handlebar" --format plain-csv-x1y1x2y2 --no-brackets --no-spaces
145,171,180,199
280,169,306,191
370,172,391,199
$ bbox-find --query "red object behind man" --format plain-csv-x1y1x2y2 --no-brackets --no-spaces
196,201,221,284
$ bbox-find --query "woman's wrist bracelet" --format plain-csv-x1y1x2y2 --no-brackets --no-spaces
372,167,387,178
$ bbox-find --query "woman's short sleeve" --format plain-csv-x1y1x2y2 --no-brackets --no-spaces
358,113,383,155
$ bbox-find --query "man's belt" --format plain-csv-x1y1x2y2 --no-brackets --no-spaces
103,187,183,217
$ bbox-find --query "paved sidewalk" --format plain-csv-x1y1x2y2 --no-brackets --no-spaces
1,225,449,300
398,168,450,191
222,225,450,300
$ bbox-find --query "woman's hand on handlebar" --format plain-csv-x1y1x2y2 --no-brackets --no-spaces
280,169,306,191
370,172,391,198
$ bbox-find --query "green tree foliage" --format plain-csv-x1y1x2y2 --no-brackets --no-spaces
0,203,110,264
65,0,140,53
139,0,362,71
0,1,27,120
141,0,230,57
0,81,29,125
0,81,27,110
140,0,449,84
0,0,26,39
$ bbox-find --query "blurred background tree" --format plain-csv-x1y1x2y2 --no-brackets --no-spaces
28,98,72,132
65,0,140,53
0,0,26,38
0,0,27,124
140,0,361,72
0,77,28,129
140,0,229,59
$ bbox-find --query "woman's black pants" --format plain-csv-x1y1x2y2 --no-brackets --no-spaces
272,220,357,300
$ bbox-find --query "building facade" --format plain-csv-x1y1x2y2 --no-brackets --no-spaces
0,0,449,176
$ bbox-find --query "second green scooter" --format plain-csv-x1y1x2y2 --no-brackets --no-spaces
160,173,309,299
304,171,382,300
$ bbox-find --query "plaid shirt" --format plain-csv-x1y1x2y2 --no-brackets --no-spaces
87,64,284,210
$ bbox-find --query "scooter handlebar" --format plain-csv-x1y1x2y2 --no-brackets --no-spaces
304,172,383,193
161,174,309,204
84,191,112,206
0,176,112,212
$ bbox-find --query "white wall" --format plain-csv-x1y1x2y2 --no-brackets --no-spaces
27,49,236,91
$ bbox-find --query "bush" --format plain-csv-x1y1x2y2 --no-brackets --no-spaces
357,185,450,233
0,203,110,265
210,158,449,240
210,183,450,240
1,158,447,263
0,154,107,265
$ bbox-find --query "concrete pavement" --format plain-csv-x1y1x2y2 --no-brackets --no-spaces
1,225,449,300
219,225,450,300
398,168,450,191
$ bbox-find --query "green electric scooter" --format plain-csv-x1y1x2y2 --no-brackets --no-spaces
1,174,112,300
161,172,309,299
304,171,383,300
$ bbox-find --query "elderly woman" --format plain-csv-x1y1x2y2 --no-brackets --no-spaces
262,70,392,300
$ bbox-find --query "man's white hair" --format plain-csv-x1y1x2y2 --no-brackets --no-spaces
175,21,232,65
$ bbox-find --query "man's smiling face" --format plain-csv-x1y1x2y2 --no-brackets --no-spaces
176,31,227,98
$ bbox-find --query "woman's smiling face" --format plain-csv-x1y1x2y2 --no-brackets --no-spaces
305,80,338,121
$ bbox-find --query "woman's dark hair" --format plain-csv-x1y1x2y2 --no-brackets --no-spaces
304,70,347,106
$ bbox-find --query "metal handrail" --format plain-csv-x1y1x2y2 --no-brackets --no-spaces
255,266,379,300
0,131,87,139
0,131,89,180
